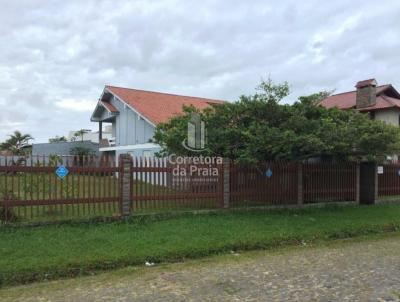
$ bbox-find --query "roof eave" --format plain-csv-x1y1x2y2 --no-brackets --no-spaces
104,87,158,127
90,100,119,122
358,106,398,112
377,84,400,99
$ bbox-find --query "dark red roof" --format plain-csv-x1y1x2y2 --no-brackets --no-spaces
358,95,400,112
104,86,225,124
320,85,393,110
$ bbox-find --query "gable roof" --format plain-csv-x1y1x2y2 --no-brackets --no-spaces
103,85,225,125
320,84,400,110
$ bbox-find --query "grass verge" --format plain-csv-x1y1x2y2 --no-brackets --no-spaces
1,203,400,287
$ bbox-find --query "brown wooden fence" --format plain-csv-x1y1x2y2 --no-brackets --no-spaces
130,157,223,212
230,161,298,207
378,164,400,197
230,161,358,206
0,155,120,223
0,155,380,224
303,162,358,203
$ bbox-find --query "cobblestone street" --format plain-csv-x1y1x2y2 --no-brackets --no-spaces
2,234,400,301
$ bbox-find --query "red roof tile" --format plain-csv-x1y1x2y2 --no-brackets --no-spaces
358,95,400,111
104,86,225,125
100,101,119,113
319,85,391,110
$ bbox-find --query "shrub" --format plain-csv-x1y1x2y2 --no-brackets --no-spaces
0,189,18,222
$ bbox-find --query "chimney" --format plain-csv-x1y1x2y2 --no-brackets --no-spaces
355,79,377,109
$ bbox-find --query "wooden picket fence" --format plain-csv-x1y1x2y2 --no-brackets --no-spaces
1,155,397,224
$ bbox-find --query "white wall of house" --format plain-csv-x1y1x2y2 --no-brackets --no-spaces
374,108,400,126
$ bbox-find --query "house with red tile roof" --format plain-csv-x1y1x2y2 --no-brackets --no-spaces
320,79,400,125
90,85,224,160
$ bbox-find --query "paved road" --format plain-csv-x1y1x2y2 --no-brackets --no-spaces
2,234,400,301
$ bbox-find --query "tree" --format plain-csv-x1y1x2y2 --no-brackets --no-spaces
70,146,95,166
152,79,400,164
73,129,90,142
49,136,67,143
48,154,63,166
70,146,94,156
0,131,33,156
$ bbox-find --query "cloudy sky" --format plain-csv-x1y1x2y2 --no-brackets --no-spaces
1,0,399,142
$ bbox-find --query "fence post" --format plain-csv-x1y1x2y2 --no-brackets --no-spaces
222,158,230,209
355,162,360,203
297,162,303,205
119,154,132,217
375,165,379,202
359,162,376,205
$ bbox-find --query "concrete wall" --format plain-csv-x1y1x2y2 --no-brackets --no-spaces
67,130,112,143
374,108,400,126
32,141,99,156
109,95,155,146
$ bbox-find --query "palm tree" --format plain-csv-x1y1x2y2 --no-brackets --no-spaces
0,131,33,155
73,129,90,142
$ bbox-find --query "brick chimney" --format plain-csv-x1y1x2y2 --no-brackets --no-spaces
355,79,377,109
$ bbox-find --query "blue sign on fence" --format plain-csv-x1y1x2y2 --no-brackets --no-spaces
265,168,273,178
55,165,69,179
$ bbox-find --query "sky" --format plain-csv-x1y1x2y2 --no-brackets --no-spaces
0,0,399,143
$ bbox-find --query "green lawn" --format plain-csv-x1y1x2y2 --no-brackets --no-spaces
1,203,400,286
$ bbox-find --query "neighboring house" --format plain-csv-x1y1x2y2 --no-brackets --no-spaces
90,85,224,162
32,141,99,157
67,125,113,143
320,79,400,126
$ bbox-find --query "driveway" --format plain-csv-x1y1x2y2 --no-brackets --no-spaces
2,234,400,301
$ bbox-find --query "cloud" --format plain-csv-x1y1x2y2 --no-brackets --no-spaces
55,99,97,112
0,0,399,142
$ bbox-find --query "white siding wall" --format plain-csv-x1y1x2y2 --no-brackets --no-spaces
109,96,156,146
374,108,400,126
